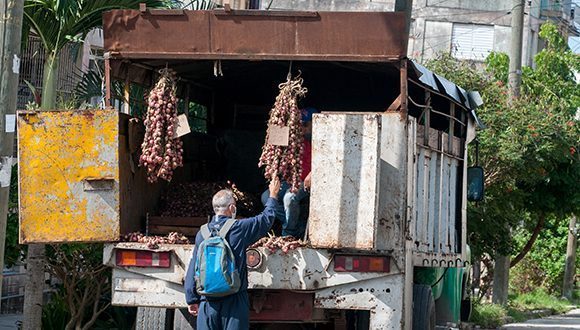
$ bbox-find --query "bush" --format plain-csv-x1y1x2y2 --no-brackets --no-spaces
471,303,507,328
510,289,572,314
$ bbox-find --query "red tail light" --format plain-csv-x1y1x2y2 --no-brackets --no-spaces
116,250,171,268
334,255,390,272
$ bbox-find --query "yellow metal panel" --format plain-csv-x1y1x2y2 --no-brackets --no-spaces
18,110,119,243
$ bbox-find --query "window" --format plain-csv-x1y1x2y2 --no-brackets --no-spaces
451,24,494,60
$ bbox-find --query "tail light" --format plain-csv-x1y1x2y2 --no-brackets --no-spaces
334,255,390,273
116,250,171,268
246,248,262,269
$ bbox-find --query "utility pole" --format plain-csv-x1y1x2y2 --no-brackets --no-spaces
508,0,524,100
395,0,414,37
493,0,524,306
0,0,24,302
562,214,577,300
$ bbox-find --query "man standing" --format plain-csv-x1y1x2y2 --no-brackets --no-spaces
185,177,281,329
261,107,316,239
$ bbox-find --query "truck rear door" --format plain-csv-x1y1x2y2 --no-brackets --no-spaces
18,109,120,243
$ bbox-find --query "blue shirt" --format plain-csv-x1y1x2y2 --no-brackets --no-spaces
184,197,278,305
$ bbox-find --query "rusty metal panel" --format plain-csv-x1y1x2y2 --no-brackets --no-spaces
309,113,381,250
103,10,407,61
18,110,120,243
103,10,212,57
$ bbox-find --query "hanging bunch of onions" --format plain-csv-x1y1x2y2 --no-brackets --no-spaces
140,68,184,183
258,73,307,192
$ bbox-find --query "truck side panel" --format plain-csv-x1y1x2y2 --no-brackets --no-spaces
18,110,120,243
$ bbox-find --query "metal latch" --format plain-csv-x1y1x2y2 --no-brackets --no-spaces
83,177,115,191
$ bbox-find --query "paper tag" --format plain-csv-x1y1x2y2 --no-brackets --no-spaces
12,55,20,74
267,125,290,146
5,114,15,133
0,157,12,187
173,114,191,139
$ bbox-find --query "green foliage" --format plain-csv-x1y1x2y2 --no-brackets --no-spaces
471,303,507,328
425,21,580,259
42,289,70,330
510,216,578,295
4,165,24,267
509,289,571,314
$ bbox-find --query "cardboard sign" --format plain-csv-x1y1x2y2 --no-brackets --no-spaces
173,114,191,139
267,125,290,146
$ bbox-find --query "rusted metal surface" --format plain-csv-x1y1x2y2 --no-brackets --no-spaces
18,110,120,243
249,291,315,321
247,248,398,290
314,274,405,329
103,10,407,61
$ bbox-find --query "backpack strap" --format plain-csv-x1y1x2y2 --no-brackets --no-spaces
218,219,237,238
200,224,211,239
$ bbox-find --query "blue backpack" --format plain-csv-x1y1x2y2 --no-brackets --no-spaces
194,218,241,297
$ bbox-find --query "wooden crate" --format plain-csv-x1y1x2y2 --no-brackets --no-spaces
146,215,209,237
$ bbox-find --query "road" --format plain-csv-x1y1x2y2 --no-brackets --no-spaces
502,309,580,329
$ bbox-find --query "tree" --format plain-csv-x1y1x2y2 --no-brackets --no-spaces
20,1,168,328
45,244,111,330
425,22,579,295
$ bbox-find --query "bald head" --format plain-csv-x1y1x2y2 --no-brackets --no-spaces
212,189,236,216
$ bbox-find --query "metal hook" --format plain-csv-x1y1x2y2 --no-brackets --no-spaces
456,258,462,268
423,259,429,266
440,260,446,267
431,259,438,267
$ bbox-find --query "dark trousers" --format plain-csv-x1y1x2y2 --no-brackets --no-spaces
196,291,249,330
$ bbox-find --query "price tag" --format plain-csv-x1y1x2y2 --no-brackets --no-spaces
267,125,290,146
173,114,191,139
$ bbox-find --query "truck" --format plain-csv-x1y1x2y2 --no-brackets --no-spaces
17,8,485,330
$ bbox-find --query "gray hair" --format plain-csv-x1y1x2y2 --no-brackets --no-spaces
212,189,235,214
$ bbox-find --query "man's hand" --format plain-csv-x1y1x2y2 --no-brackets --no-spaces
269,175,281,198
304,172,312,189
188,303,199,316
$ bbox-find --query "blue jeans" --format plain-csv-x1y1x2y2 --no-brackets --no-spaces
261,181,309,238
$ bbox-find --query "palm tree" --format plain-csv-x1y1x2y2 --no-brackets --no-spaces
20,1,168,329
22,0,168,109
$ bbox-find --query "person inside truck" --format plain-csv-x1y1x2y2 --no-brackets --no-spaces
185,176,281,329
260,107,317,239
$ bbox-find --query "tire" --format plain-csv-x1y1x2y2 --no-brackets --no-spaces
412,284,436,330
135,307,174,330
460,296,472,322
173,308,196,330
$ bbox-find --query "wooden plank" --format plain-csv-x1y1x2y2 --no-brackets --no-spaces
428,127,440,150
400,59,408,113
148,225,199,237
434,152,443,253
386,94,401,111
417,125,426,145
427,152,438,252
449,158,458,253
415,148,426,248
148,216,209,227
440,157,450,254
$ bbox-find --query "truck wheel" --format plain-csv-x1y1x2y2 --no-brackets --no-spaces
135,307,174,330
173,308,196,330
412,284,435,330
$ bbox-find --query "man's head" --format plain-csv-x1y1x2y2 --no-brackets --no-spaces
301,107,318,139
212,189,237,218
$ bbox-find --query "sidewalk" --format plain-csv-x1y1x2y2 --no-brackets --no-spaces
502,308,580,329
0,313,22,329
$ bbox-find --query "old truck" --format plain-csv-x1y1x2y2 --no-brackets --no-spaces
17,8,484,330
